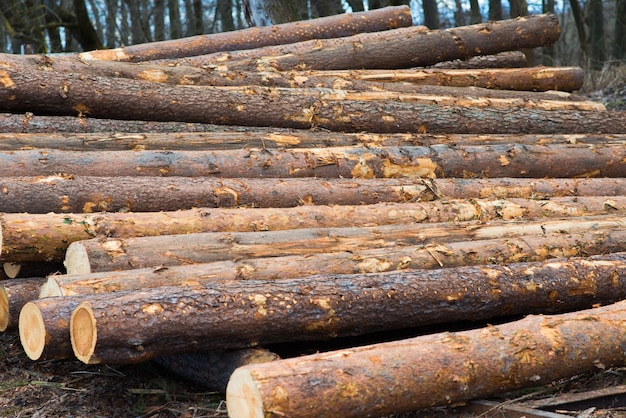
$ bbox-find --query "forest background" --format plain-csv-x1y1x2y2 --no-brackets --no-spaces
0,0,624,77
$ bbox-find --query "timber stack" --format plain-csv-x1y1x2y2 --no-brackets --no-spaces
1,6,625,417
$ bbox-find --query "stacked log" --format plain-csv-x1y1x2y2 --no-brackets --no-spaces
0,8,624,417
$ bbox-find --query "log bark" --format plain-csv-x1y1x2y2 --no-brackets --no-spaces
225,297,626,417
0,143,622,178
3,66,626,134
0,131,623,151
76,6,413,62
0,54,587,95
4,196,625,263
0,277,45,331
63,215,626,274
154,348,280,392
0,176,436,213
18,297,81,360
68,252,626,364
431,51,528,69
1,262,64,278
171,14,560,71
42,228,626,298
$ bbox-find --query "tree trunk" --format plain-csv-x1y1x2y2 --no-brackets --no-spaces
63,215,626,274
181,14,560,71
584,0,605,70
0,277,46,331
3,68,625,134
67,252,626,364
226,296,626,417
422,0,440,28
569,0,588,56
77,6,412,62
0,131,621,152
242,0,300,26
5,195,625,263
489,0,502,20
19,298,81,360
614,0,626,60
432,51,527,69
0,175,436,213
0,53,585,93
1,142,622,178
43,227,626,299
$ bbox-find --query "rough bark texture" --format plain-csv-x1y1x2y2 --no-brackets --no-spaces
226,298,626,417
4,196,624,263
18,298,81,360
154,348,280,392
75,6,413,62
0,176,436,213
0,277,46,331
431,51,528,69
69,253,626,364
0,143,621,178
43,228,626,298
3,66,626,134
0,132,622,151
63,215,626,274
175,14,560,71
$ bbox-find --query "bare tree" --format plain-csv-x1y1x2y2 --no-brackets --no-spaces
242,0,300,26
469,0,481,23
585,0,605,69
422,0,440,29
488,0,502,20
615,0,626,60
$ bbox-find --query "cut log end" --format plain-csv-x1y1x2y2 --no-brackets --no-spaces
39,277,63,298
64,243,91,276
0,285,9,331
3,262,21,279
226,367,265,418
70,301,97,364
18,301,47,360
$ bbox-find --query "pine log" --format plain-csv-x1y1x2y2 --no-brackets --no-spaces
68,252,626,364
76,6,413,62
0,176,437,213
154,348,280,392
0,131,622,151
0,143,621,178
42,228,626,298
226,298,626,418
4,66,626,134
0,54,587,96
19,297,81,360
171,14,560,71
4,196,625,263
0,277,45,331
0,113,268,134
431,51,528,69
63,215,626,274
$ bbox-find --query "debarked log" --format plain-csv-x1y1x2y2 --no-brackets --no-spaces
42,228,626,298
177,14,560,71
75,6,413,62
63,215,626,274
4,196,625,263
0,277,46,331
68,252,626,364
226,297,626,418
0,143,622,178
3,66,624,134
0,176,436,213
0,131,622,152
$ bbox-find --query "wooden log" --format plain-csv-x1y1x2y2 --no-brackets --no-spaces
430,51,528,69
1,262,64,279
4,66,626,134
67,252,626,364
42,228,626,298
0,54,587,97
172,14,560,71
225,297,626,418
0,176,436,214
0,277,45,331
19,297,81,360
0,143,622,179
1,131,622,152
5,196,625,263
76,6,413,62
154,348,280,392
63,215,626,274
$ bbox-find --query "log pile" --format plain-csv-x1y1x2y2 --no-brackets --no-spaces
1,7,625,417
